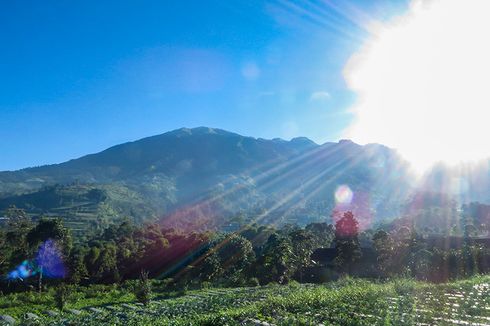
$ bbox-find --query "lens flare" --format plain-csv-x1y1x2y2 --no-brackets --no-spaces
7,260,36,280
335,185,353,205
6,239,66,280
36,239,66,278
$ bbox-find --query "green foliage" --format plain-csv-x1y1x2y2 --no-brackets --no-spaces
334,211,362,273
199,234,255,285
373,230,394,276
27,218,72,254
289,229,316,282
134,270,152,306
68,247,88,284
54,284,71,311
247,277,260,287
0,184,156,237
256,233,294,284
305,222,335,248
1,275,490,325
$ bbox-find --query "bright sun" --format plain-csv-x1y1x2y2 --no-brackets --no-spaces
343,0,490,173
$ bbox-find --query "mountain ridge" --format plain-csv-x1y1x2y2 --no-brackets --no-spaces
2,126,479,234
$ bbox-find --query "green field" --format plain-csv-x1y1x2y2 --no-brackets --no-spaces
1,276,490,325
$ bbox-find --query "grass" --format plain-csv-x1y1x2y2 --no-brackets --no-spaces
1,275,490,325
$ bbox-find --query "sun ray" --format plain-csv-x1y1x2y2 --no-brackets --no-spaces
344,0,490,173
272,0,365,42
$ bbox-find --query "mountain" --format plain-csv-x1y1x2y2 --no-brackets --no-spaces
0,127,414,233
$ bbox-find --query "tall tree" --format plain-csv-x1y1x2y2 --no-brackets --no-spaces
257,233,294,284
27,218,72,255
289,229,315,282
4,206,32,266
372,230,394,276
334,211,361,274
25,218,71,292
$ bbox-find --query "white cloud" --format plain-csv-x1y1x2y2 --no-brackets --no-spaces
310,91,331,101
343,0,490,172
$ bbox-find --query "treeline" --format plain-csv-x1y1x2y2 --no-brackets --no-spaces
1,206,490,294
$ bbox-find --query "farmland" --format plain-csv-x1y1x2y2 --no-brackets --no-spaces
1,275,490,325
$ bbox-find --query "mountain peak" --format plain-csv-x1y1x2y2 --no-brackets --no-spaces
338,139,355,144
290,137,317,149
169,127,240,138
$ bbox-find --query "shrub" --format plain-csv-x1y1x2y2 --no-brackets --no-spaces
54,284,71,311
393,278,416,296
201,281,212,289
134,270,152,306
288,280,301,289
247,277,260,287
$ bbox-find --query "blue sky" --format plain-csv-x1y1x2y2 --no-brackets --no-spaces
0,0,408,171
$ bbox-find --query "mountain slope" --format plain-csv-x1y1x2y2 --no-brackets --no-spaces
0,127,414,231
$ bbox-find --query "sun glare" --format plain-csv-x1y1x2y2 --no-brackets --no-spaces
343,0,490,173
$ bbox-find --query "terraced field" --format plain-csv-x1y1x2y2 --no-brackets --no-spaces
1,277,490,325
0,184,157,236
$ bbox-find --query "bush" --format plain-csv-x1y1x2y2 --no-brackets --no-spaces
288,280,301,289
201,281,212,289
247,277,260,287
178,284,188,296
134,270,152,306
54,284,71,311
393,278,416,296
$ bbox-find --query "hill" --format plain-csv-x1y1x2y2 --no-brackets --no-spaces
0,127,414,232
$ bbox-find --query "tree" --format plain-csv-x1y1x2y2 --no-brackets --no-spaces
305,222,335,248
216,234,255,281
198,234,255,285
0,229,9,276
256,233,294,284
4,206,32,267
289,229,315,282
94,243,120,283
464,224,478,238
5,206,30,229
27,218,72,256
334,211,359,238
240,224,275,249
334,211,361,274
84,242,120,283
23,219,72,292
199,253,221,282
410,249,433,280
372,230,394,276
68,247,88,284
463,225,478,276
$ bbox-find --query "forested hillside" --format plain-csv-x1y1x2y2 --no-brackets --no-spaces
0,127,413,232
